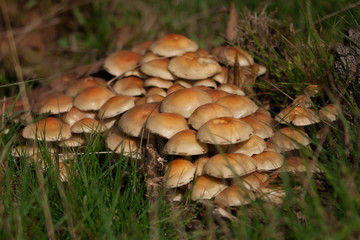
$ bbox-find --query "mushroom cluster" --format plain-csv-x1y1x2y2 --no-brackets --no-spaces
2,33,326,206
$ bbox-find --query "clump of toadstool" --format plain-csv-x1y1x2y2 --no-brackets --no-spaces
4,33,329,207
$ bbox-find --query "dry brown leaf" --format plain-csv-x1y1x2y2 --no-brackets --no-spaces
226,2,239,42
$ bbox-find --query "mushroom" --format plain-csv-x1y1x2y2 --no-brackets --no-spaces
163,129,208,156
149,33,199,58
160,88,212,118
191,175,227,201
164,159,197,188
103,50,142,76
146,113,189,139
203,153,257,179
168,52,221,80
34,94,73,114
118,102,159,137
65,77,107,97
216,94,258,118
140,59,175,80
112,77,146,96
228,135,267,156
188,103,233,130
106,130,141,158
197,117,254,145
251,151,285,172
22,117,71,141
97,95,135,119
214,185,256,207
73,86,115,111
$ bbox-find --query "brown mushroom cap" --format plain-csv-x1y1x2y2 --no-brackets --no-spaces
319,104,338,122
73,86,115,111
34,94,73,114
250,63,267,76
228,135,266,156
205,89,230,102
191,175,227,201
65,77,107,97
293,94,312,108
241,112,275,139
131,40,154,55
216,95,258,118
62,107,96,126
270,127,310,151
59,135,86,147
118,102,159,137
168,52,221,80
134,97,147,106
166,84,185,95
203,153,257,178
106,131,141,158
164,159,197,188
214,185,256,207
197,117,254,145
149,33,199,57
275,106,320,126
173,80,192,88
257,186,285,205
98,95,135,119
193,79,217,88
71,118,107,133
193,156,210,176
113,77,146,96
103,50,142,76
139,51,163,64
232,172,269,191
22,117,71,141
140,58,175,80
304,84,320,97
163,129,208,156
160,88,213,118
216,46,254,66
144,77,173,89
278,156,321,173
217,83,245,96
213,66,228,84
146,94,165,103
145,87,167,97
252,151,284,171
146,113,189,139
188,103,233,130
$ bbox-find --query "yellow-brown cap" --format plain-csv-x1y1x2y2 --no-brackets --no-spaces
113,77,146,96
168,52,221,80
188,103,233,130
149,33,199,57
163,129,208,156
216,95,258,118
73,86,115,111
214,185,256,207
164,159,196,188
118,102,159,137
146,113,189,139
203,153,257,178
191,175,227,201
22,117,71,141
104,50,142,76
98,95,135,119
160,88,212,118
197,117,254,145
